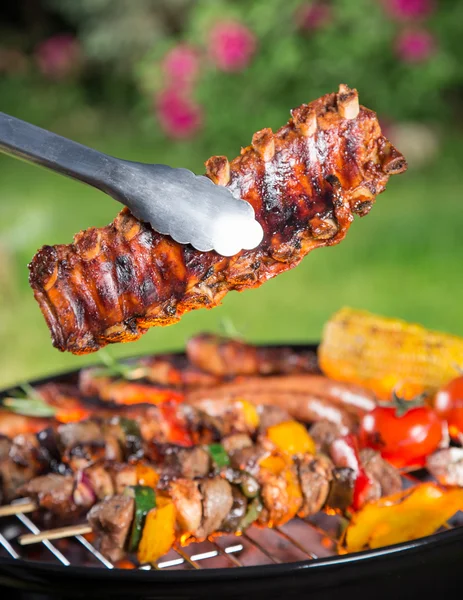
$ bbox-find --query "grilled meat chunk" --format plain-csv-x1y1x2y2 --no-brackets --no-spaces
197,477,234,538
188,381,358,432
222,433,253,454
297,454,334,516
110,463,137,494
0,436,11,461
186,333,319,377
162,446,211,480
257,405,292,432
360,448,402,501
88,494,134,562
168,478,203,535
29,85,406,355
81,462,115,501
58,421,102,450
21,474,77,519
0,434,47,503
139,354,221,389
309,421,343,454
426,448,463,487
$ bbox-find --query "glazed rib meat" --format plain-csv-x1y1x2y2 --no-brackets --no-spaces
29,84,407,354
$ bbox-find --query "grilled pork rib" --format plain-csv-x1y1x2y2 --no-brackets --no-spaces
29,84,407,354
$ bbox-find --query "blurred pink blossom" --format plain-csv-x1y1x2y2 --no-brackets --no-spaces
35,34,81,79
297,2,332,30
208,20,257,72
162,44,200,89
396,29,436,63
383,0,434,20
155,88,203,139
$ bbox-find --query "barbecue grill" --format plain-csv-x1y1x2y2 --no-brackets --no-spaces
1,345,462,600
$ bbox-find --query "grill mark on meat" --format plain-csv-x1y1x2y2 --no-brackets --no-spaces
28,86,406,355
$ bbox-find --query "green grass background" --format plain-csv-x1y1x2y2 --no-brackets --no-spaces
0,114,462,390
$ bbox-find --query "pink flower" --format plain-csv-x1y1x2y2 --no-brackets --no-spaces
162,44,200,89
396,29,436,63
208,20,257,72
383,0,434,20
155,88,203,139
297,2,332,30
35,34,81,79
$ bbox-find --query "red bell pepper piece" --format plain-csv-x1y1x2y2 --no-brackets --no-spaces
330,434,373,511
159,403,193,447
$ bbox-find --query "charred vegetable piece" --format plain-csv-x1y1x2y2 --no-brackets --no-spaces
239,497,263,531
119,418,143,460
240,473,260,499
221,487,248,533
208,443,230,468
326,467,355,511
137,497,176,565
266,421,316,456
222,467,259,498
319,307,463,400
345,483,463,552
124,485,156,552
330,435,373,511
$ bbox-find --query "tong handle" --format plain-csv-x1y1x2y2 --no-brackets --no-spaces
0,111,120,194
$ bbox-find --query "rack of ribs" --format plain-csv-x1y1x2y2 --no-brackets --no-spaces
28,84,407,354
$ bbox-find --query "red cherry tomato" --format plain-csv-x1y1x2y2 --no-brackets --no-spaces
359,403,444,468
434,375,463,439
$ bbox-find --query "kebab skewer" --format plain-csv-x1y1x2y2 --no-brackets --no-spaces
10,425,400,564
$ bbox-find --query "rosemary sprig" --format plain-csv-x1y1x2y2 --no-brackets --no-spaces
2,383,57,417
218,317,244,339
91,349,149,381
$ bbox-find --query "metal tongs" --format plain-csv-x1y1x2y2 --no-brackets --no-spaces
0,112,263,257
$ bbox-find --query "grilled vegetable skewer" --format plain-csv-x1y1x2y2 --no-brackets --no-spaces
13,433,401,564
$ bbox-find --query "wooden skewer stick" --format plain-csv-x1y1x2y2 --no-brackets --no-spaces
19,523,92,546
0,500,37,517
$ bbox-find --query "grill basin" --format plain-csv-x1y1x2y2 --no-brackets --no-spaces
0,345,462,599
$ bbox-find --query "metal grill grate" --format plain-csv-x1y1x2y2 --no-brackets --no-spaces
0,471,461,571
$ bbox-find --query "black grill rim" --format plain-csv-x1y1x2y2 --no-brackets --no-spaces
1,341,462,586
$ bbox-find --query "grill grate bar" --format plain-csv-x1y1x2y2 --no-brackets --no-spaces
16,513,70,566
210,540,243,567
75,534,114,569
274,526,316,559
0,532,19,559
173,545,201,569
242,532,281,564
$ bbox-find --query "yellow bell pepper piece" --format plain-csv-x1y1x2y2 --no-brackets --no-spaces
137,497,176,564
136,463,159,489
237,398,260,430
258,452,302,526
345,483,463,552
259,454,291,475
266,421,316,456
